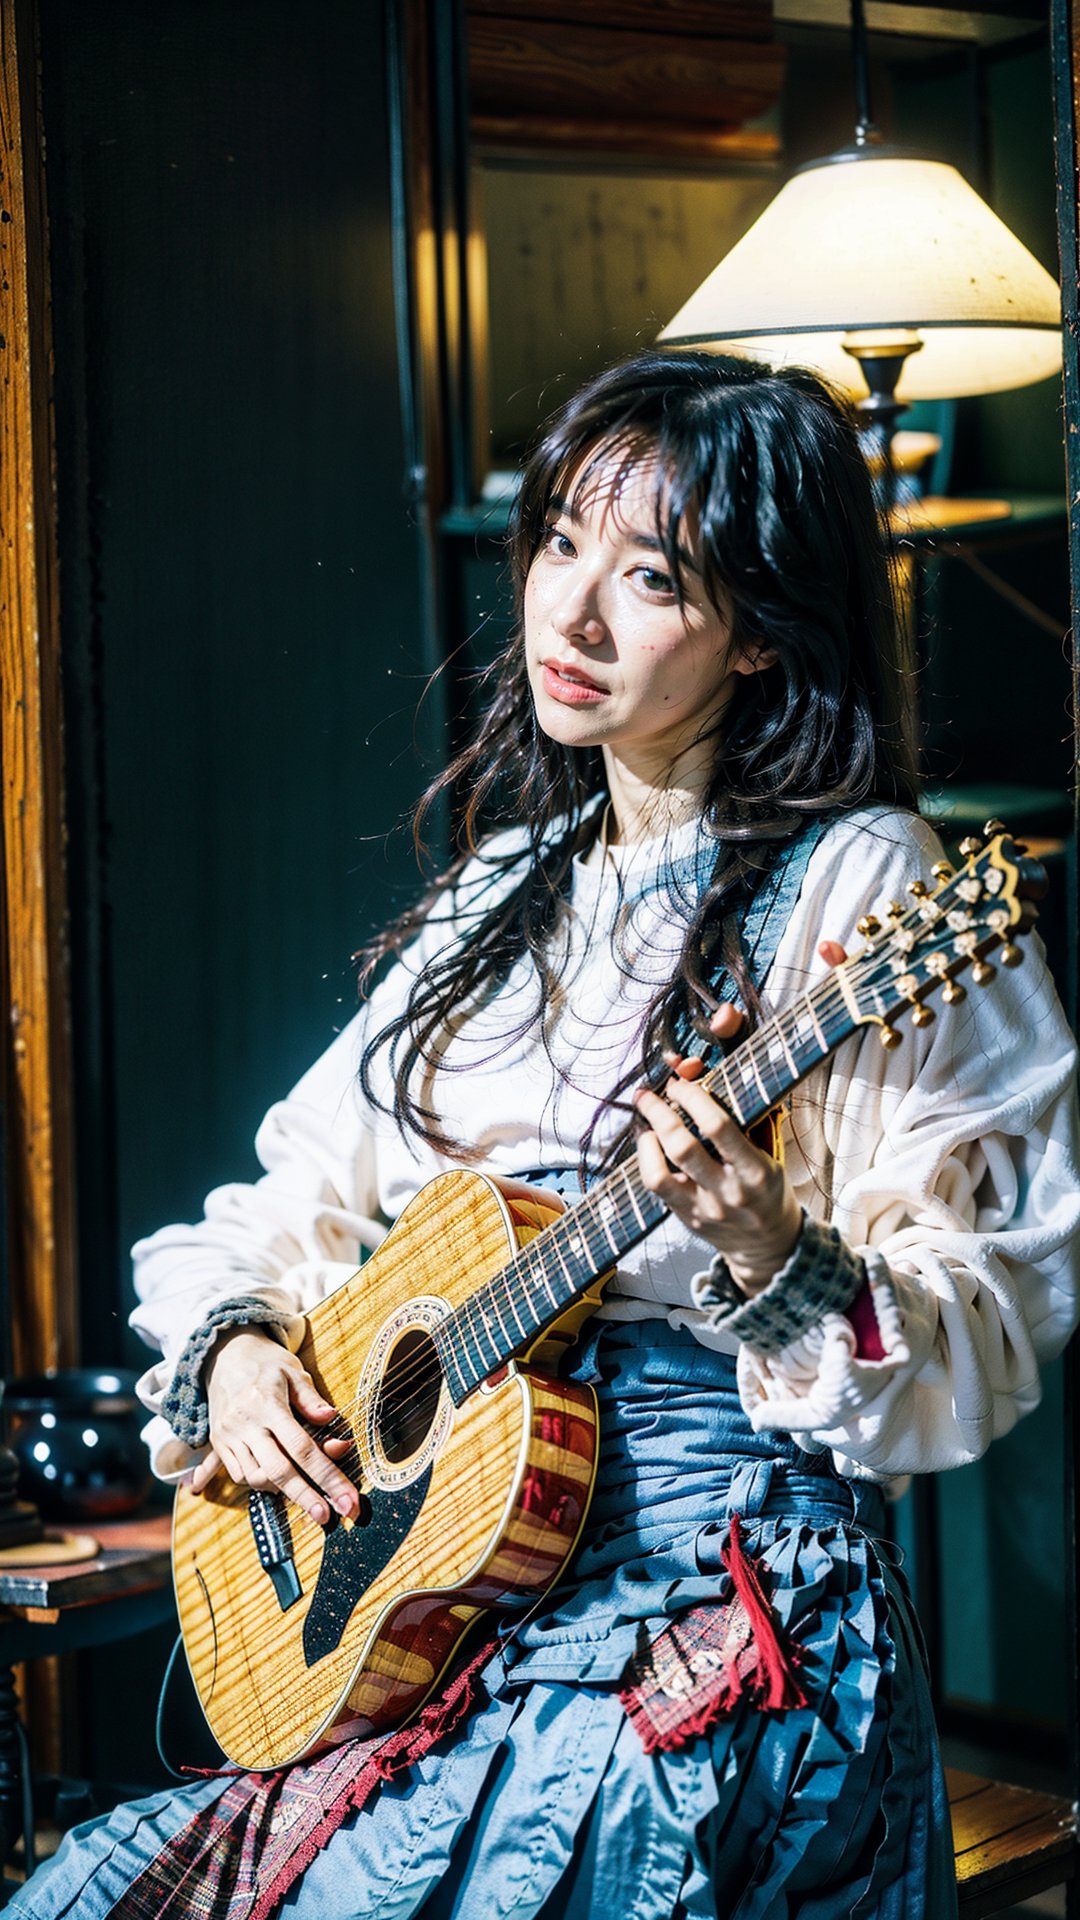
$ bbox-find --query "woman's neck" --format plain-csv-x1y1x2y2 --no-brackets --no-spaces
601,745,711,845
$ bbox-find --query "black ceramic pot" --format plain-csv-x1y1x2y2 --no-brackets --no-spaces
5,1369,152,1522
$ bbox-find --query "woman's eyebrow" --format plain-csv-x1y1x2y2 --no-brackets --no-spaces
547,494,700,574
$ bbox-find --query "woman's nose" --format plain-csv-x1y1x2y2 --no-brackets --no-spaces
549,570,606,646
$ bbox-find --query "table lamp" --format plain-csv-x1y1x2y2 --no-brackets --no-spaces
658,0,1063,486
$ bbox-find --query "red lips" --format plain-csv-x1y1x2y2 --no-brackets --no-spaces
541,661,607,705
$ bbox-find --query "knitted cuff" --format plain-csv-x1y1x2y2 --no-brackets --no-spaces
160,1295,295,1448
695,1217,867,1357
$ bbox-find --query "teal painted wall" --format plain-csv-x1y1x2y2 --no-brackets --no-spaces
41,0,436,1786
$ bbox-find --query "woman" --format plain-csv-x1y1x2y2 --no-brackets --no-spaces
14,352,1080,1918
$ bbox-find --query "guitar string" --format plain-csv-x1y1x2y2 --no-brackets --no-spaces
219,894,999,1482
196,1419,605,1671
291,860,1017,1460
191,882,1022,1671
251,917,1005,1472
199,942,1022,1663
224,927,998,1496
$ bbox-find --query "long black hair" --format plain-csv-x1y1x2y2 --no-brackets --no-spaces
358,349,919,1164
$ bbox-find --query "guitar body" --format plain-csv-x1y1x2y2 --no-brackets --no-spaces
172,1170,602,1770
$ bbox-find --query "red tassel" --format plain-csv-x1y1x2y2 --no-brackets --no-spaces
721,1513,806,1712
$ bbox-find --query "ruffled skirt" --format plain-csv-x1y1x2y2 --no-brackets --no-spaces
12,1323,956,1920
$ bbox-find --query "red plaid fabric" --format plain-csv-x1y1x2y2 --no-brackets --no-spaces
619,1516,807,1754
113,1639,498,1920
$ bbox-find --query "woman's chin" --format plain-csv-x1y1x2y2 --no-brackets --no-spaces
533,697,610,749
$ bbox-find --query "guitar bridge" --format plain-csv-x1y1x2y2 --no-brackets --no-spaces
248,1490,302,1611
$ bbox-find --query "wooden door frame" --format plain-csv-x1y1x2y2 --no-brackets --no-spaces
0,0,77,1377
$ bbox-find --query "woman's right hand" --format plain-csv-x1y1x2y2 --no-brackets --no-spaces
189,1328,360,1525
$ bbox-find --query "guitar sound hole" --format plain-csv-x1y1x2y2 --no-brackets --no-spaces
377,1329,443,1464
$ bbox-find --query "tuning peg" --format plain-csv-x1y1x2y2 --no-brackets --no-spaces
983,818,1007,838
886,900,904,921
971,959,995,986
879,1024,902,1050
907,878,928,898
911,1002,936,1028
1000,943,1023,967
958,836,982,858
857,915,880,938
943,979,967,1005
931,861,954,883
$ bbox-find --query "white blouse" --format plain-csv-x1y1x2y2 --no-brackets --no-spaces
130,806,1080,1488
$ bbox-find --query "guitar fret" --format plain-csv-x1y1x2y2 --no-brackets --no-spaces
434,1320,471,1403
623,1169,649,1231
803,990,828,1051
712,1060,746,1126
517,1241,560,1311
494,1272,532,1341
473,1291,501,1348
771,1017,799,1077
549,1231,581,1293
459,1298,499,1379
589,1195,623,1257
484,1283,516,1349
747,1047,772,1106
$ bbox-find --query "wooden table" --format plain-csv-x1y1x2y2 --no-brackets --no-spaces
0,1511,174,1870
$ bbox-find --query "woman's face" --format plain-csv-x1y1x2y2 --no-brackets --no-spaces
524,445,759,776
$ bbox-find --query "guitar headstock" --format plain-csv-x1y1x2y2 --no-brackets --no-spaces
842,820,1048,1048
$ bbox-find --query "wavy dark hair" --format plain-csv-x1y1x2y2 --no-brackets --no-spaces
358,349,919,1166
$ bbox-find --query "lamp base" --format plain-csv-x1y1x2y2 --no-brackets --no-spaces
843,334,924,512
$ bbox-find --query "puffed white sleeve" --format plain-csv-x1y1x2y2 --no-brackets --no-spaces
728,810,1080,1480
130,1002,395,1479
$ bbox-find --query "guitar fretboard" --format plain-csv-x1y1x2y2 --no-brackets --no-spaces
431,975,862,1405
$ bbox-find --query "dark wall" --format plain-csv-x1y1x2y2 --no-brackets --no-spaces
40,0,438,1794
41,0,436,1377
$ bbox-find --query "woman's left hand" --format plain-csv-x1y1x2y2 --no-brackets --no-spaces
634,940,846,1297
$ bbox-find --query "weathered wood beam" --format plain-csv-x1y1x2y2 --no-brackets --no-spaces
0,0,78,1375
468,19,786,133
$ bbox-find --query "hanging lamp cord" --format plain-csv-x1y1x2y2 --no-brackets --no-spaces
851,0,879,146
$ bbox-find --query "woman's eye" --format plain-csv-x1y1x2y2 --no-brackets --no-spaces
637,565,676,596
543,527,576,559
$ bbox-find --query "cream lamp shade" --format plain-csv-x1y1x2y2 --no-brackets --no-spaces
659,152,1063,401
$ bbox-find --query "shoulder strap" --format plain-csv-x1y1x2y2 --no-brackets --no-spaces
737,818,832,994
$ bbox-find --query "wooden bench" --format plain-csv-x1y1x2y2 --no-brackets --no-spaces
949,1767,1078,1915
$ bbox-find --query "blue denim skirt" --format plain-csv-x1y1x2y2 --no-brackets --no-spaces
12,1322,956,1920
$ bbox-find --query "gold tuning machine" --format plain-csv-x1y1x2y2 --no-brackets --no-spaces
911,1002,936,1028
879,1024,902,1050
943,979,967,1005
907,878,928,898
930,860,953,883
1000,943,1023,967
983,818,1007,838
971,959,995,986
958,836,982,858
856,915,880,938
886,900,904,921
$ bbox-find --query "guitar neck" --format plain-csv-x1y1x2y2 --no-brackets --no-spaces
433,971,861,1405
430,829,1039,1405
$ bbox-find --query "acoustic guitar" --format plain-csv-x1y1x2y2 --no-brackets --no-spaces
173,828,1045,1768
